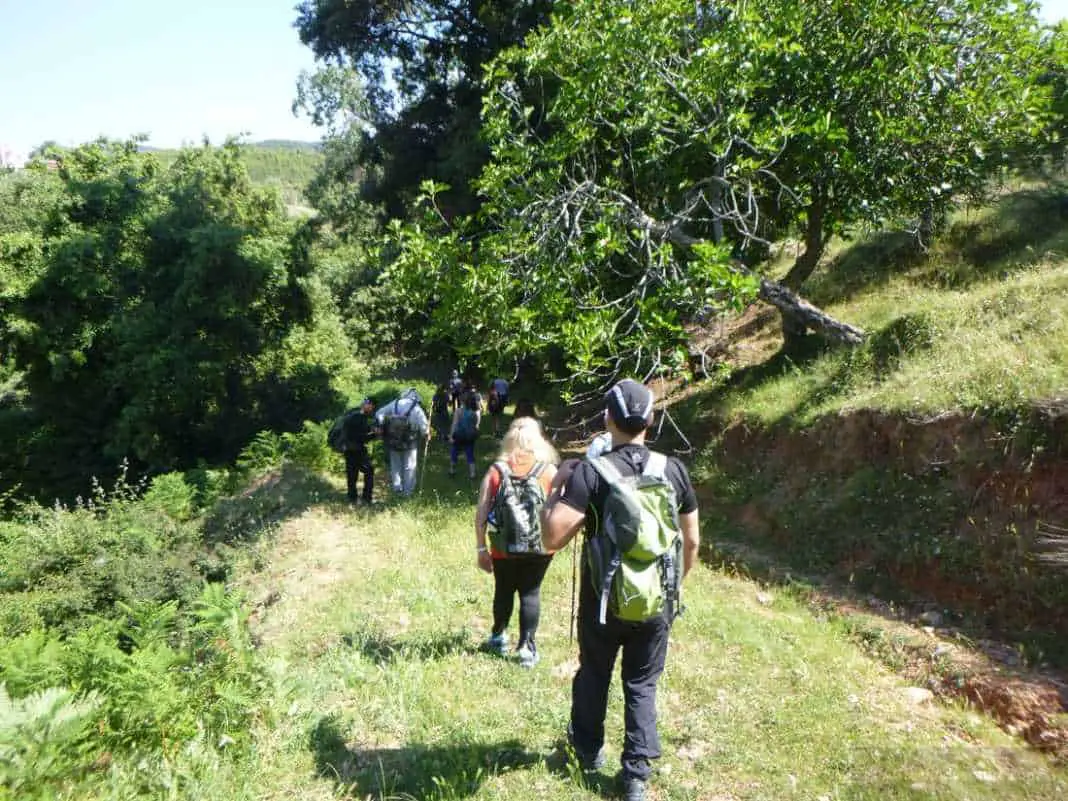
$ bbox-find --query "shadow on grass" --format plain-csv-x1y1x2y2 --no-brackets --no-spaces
941,188,1068,283
340,628,474,665
310,714,542,798
807,187,1068,306
201,462,340,547
808,230,926,306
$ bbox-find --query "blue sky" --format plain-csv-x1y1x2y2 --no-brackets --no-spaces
0,0,320,155
2,0,1067,160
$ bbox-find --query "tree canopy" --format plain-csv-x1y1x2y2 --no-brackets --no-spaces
0,141,349,499
379,0,1053,390
294,0,554,220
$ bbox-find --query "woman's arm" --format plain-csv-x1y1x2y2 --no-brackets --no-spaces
474,470,495,573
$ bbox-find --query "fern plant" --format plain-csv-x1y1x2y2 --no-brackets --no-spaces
0,683,102,794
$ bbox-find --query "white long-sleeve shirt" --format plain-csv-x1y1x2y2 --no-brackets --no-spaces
375,396,430,440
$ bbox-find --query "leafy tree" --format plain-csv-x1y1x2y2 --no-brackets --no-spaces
294,0,554,220
384,0,1051,388
3,140,345,498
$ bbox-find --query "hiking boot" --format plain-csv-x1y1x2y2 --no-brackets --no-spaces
566,723,606,771
621,777,647,801
517,642,539,668
485,631,508,655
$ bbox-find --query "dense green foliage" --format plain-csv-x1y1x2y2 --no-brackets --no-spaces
0,141,355,502
294,0,552,220
151,142,322,208
296,0,1061,391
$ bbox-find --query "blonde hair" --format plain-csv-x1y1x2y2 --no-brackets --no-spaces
497,417,558,465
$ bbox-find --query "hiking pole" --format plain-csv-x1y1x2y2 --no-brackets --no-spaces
570,537,578,645
418,435,430,494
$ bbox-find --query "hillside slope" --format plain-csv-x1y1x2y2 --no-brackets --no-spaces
198,449,1068,801
658,187,1068,675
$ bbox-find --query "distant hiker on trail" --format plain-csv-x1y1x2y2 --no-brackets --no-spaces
489,376,510,437
474,417,559,667
376,388,430,497
448,370,464,411
542,379,700,801
339,398,376,504
449,390,482,478
513,398,538,422
327,398,377,504
490,377,510,405
431,384,452,443
487,384,507,438
461,380,484,414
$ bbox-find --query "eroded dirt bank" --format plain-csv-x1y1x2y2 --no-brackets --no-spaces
701,401,1068,757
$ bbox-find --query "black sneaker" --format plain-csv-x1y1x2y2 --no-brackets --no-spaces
566,723,606,771
621,777,647,801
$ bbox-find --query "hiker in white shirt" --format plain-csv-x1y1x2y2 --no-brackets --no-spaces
375,388,430,496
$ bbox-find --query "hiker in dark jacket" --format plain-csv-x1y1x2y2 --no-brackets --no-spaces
342,397,377,504
432,384,452,443
542,379,700,801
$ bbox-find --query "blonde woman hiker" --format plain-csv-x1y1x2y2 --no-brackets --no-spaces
474,417,559,667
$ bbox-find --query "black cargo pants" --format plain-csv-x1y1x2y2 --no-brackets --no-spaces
569,576,671,782
344,445,373,502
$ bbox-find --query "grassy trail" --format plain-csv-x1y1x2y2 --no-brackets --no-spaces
229,444,1067,801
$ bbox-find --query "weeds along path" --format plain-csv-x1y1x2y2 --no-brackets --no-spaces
235,461,1067,801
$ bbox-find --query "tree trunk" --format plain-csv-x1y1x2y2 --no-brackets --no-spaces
781,195,826,291
779,195,828,348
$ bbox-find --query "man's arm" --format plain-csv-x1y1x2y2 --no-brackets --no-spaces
542,497,585,552
680,510,700,578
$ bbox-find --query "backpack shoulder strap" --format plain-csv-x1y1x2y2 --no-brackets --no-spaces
642,451,668,480
528,461,546,480
493,461,511,480
589,455,625,486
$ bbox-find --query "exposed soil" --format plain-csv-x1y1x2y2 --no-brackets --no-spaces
694,398,1068,762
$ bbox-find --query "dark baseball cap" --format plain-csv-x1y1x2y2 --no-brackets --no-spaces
605,379,655,434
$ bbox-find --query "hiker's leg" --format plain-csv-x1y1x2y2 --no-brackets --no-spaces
570,587,620,755
515,555,553,646
618,616,670,782
344,450,358,501
359,448,374,502
491,557,519,635
388,449,404,494
401,447,418,495
464,441,476,478
449,441,459,474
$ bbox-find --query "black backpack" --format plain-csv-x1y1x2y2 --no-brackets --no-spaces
327,409,360,452
488,461,548,556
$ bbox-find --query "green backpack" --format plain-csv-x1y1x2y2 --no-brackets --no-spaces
586,452,683,624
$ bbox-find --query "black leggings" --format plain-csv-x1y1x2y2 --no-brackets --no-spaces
491,555,553,645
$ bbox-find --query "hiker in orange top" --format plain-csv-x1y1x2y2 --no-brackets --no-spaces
474,416,559,667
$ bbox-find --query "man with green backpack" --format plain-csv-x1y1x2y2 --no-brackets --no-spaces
542,379,700,801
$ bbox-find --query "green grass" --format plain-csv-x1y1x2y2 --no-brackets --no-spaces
180,441,1066,801
714,187,1068,424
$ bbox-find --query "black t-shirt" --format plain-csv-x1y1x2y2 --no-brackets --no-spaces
559,443,698,535
342,412,376,448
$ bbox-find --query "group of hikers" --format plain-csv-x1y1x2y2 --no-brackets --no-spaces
328,375,701,801
327,371,521,502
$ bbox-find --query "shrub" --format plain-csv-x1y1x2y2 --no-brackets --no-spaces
142,472,197,521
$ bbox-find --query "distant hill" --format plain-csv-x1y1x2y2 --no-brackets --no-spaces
144,141,323,207
138,140,320,153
